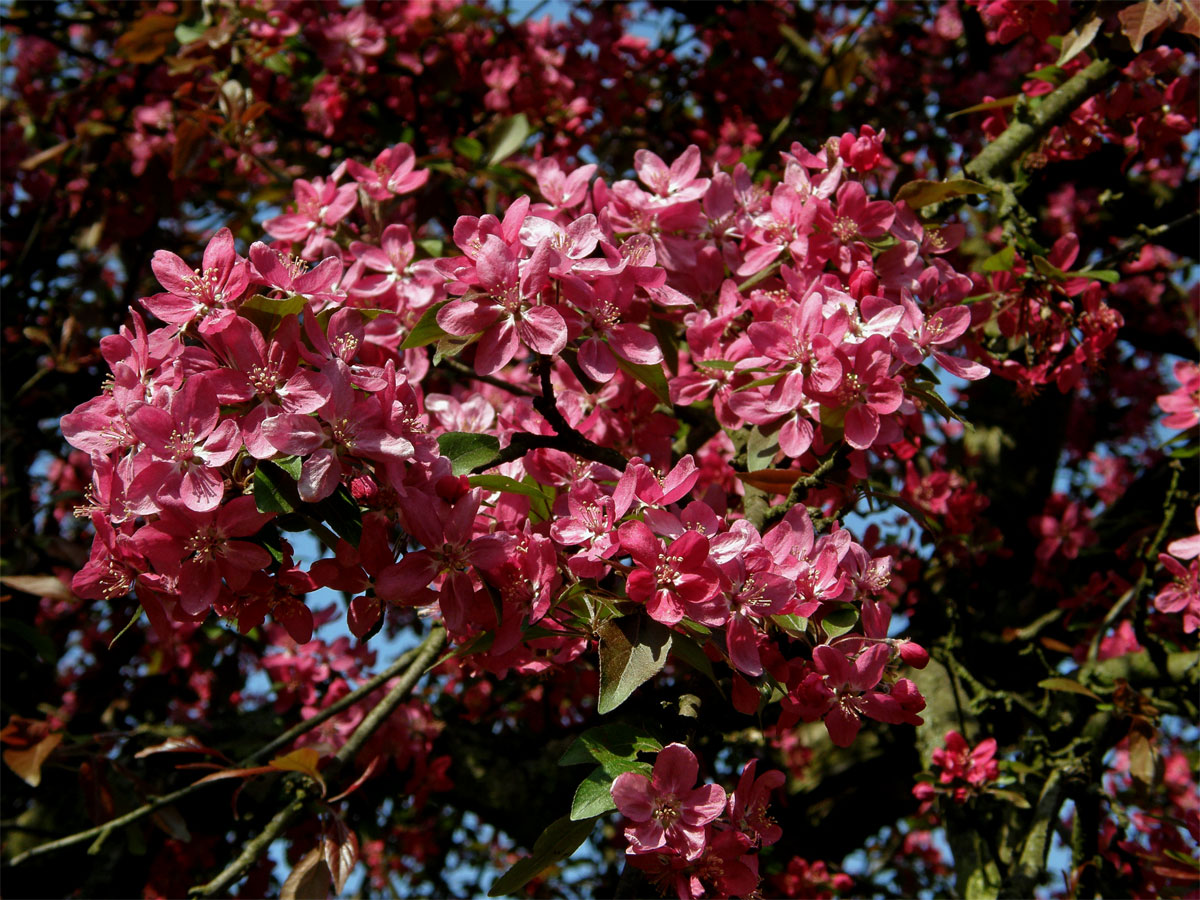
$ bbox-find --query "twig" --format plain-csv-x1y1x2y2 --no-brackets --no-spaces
7,643,423,865
436,354,536,398
245,645,421,764
469,361,629,473
333,625,446,770
965,58,1118,180
189,797,306,897
189,626,447,897
1093,211,1200,271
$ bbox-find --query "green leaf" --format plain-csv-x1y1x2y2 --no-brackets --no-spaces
558,724,663,767
273,455,303,480
1026,65,1066,85
986,787,1032,809
648,317,679,376
1037,677,1100,699
570,768,619,819
613,355,671,404
909,383,966,425
254,461,299,515
946,95,1019,120
238,293,306,336
488,112,531,165
174,22,205,44
894,178,990,210
670,633,722,693
468,474,550,501
820,605,859,640
981,246,1017,272
1032,255,1067,280
400,299,451,350
734,372,785,393
488,815,598,897
438,432,502,476
747,425,781,472
1076,268,1119,284
416,238,444,258
452,136,484,162
312,485,363,546
596,616,673,715
568,757,653,821
770,614,810,638
263,53,292,76
697,358,738,371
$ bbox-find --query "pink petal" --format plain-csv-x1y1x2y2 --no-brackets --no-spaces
611,771,654,820
517,305,568,356
651,743,699,796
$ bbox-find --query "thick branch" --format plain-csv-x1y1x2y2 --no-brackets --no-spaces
190,626,446,897
965,58,1117,180
8,643,425,865
332,625,446,770
190,798,306,898
471,361,629,473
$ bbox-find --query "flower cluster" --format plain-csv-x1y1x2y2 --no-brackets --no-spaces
611,744,785,900
912,730,1000,805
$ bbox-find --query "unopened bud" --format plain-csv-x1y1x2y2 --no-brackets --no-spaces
896,639,930,669
435,474,471,502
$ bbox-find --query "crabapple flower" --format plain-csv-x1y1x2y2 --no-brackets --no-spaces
619,520,721,626
436,236,566,375
611,743,726,859
914,730,1000,805
132,496,274,616
128,378,241,512
144,227,248,334
1154,553,1200,634
729,759,785,846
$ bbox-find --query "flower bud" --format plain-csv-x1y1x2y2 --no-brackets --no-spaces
896,639,930,669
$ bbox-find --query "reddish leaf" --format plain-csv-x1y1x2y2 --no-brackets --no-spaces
1056,13,1103,66
321,814,360,895
171,118,209,179
735,468,804,494
3,732,63,787
1181,0,1200,35
1038,636,1075,654
281,847,332,900
328,756,381,803
0,574,75,603
1118,0,1180,52
114,14,178,63
271,748,326,797
135,735,229,761
1127,717,1157,785
191,764,276,786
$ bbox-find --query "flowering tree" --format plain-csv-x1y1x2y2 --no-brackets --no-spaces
2,2,1197,898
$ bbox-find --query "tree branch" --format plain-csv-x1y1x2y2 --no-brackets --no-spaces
189,795,307,898
332,625,446,771
8,642,425,865
965,57,1118,180
470,361,629,473
189,625,447,897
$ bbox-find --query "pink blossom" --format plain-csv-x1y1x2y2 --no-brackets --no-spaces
144,227,248,334
128,378,242,512
729,759,785,846
619,520,721,626
611,743,726,859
